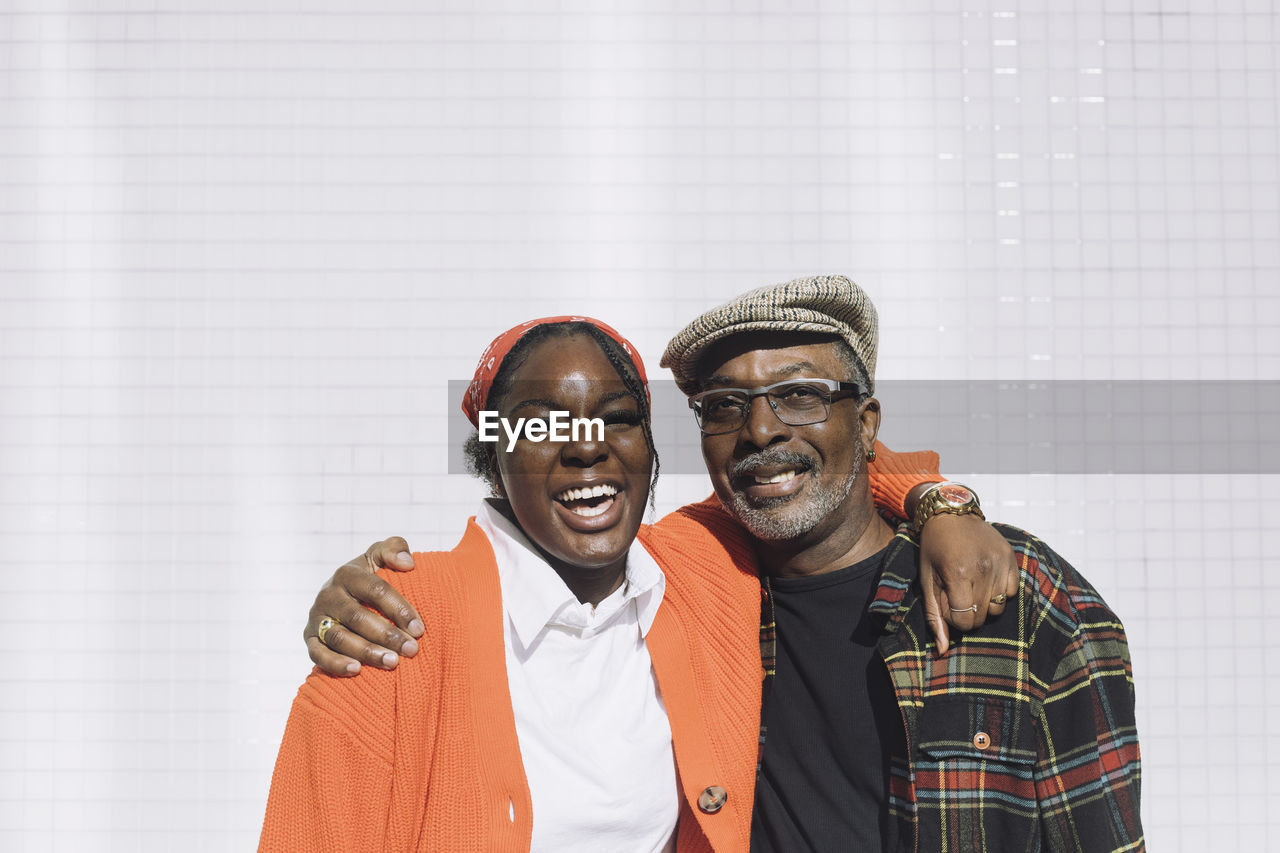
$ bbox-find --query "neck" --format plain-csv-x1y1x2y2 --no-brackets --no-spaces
756,491,894,579
549,561,628,606
490,499,627,606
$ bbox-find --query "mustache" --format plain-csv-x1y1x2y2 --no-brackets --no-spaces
730,449,818,480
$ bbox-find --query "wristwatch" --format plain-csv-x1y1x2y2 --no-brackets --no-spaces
911,482,984,532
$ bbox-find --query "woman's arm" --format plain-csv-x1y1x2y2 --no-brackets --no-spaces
259,668,400,852
301,441,1020,672
870,441,1020,654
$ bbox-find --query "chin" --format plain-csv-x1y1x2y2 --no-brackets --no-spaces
728,500,824,541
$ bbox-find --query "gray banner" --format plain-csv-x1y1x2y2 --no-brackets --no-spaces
447,380,1280,475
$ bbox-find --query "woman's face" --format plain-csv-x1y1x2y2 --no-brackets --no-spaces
490,333,653,575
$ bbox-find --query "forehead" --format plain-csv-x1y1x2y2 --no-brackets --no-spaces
498,332,635,412
696,331,848,387
508,333,623,382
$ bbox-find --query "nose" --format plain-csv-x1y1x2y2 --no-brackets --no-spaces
561,431,609,469
736,394,789,451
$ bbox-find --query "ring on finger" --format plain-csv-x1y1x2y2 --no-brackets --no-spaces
990,593,1008,605
948,604,978,614
318,616,342,645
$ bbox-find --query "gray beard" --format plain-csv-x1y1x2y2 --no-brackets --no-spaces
721,448,862,542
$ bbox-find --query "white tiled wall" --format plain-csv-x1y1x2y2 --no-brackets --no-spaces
2,2,1275,849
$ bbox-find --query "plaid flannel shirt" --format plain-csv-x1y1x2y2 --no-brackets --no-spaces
758,523,1144,852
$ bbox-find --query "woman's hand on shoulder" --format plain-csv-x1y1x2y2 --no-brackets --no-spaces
918,515,1020,655
304,537,425,676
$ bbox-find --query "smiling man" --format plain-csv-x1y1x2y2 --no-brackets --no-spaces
659,275,1144,852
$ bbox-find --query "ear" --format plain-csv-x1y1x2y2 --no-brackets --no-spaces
857,397,881,457
488,446,507,498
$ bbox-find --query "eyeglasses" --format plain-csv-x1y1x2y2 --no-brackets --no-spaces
688,378,867,436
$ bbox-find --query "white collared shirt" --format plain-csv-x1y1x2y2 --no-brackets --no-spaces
475,501,678,853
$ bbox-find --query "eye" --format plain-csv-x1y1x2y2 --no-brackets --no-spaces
774,383,825,400
706,393,747,411
601,408,642,428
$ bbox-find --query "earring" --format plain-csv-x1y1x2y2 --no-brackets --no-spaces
866,448,876,462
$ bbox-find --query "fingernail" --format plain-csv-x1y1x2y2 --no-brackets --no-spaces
382,651,399,668
346,661,361,674
408,619,424,637
396,551,413,566
402,638,419,656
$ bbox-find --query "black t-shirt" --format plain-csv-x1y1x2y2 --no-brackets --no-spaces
750,546,906,853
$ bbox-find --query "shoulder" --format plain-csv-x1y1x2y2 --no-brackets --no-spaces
640,497,760,609
380,519,501,617
993,524,1123,626
643,496,757,571
989,525,1131,683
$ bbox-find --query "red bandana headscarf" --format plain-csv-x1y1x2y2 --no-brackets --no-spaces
461,316,650,427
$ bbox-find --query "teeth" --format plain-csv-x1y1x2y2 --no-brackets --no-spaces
752,469,798,485
555,483,619,502
567,497,615,518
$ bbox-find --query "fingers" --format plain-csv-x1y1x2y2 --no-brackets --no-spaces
306,635,363,677
302,553,425,675
340,555,424,635
984,542,1021,618
320,566,421,653
368,537,415,572
1002,545,1021,599
918,559,955,656
341,562,425,638
940,580,981,634
311,616,405,670
920,513,1025,634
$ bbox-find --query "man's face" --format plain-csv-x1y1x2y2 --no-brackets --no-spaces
695,331,878,543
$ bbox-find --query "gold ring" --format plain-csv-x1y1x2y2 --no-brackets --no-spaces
318,617,342,645
990,593,1008,605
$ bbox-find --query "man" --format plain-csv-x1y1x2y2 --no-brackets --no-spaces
299,276,1141,850
658,276,1142,851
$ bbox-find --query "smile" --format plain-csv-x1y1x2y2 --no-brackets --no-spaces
732,452,816,501
753,469,798,485
555,483,619,518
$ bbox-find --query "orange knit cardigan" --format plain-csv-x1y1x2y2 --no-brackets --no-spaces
259,445,940,853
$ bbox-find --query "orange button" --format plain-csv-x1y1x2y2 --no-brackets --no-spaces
973,731,991,750
698,785,728,814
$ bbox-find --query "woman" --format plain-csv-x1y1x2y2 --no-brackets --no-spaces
259,317,1001,852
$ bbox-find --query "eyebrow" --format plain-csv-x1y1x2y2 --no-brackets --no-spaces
701,361,825,388
507,397,558,413
597,390,637,406
507,389,637,413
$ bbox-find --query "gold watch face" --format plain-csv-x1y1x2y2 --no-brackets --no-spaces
935,483,975,506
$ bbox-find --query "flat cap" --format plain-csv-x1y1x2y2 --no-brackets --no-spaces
660,274,879,395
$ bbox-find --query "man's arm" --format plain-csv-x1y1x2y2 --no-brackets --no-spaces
1024,535,1144,851
303,537,423,676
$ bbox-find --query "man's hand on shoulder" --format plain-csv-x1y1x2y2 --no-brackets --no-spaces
304,537,425,676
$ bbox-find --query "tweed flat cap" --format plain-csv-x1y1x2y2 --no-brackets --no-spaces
660,274,879,395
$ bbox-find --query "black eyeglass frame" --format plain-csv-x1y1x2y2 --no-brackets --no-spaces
687,377,868,436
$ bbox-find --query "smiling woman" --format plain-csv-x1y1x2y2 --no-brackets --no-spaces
261,318,686,853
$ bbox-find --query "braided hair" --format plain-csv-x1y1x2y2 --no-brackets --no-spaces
462,322,660,509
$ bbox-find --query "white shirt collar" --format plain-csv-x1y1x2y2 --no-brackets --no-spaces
474,500,665,649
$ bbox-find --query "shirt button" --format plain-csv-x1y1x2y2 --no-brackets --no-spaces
973,731,991,750
698,785,728,814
